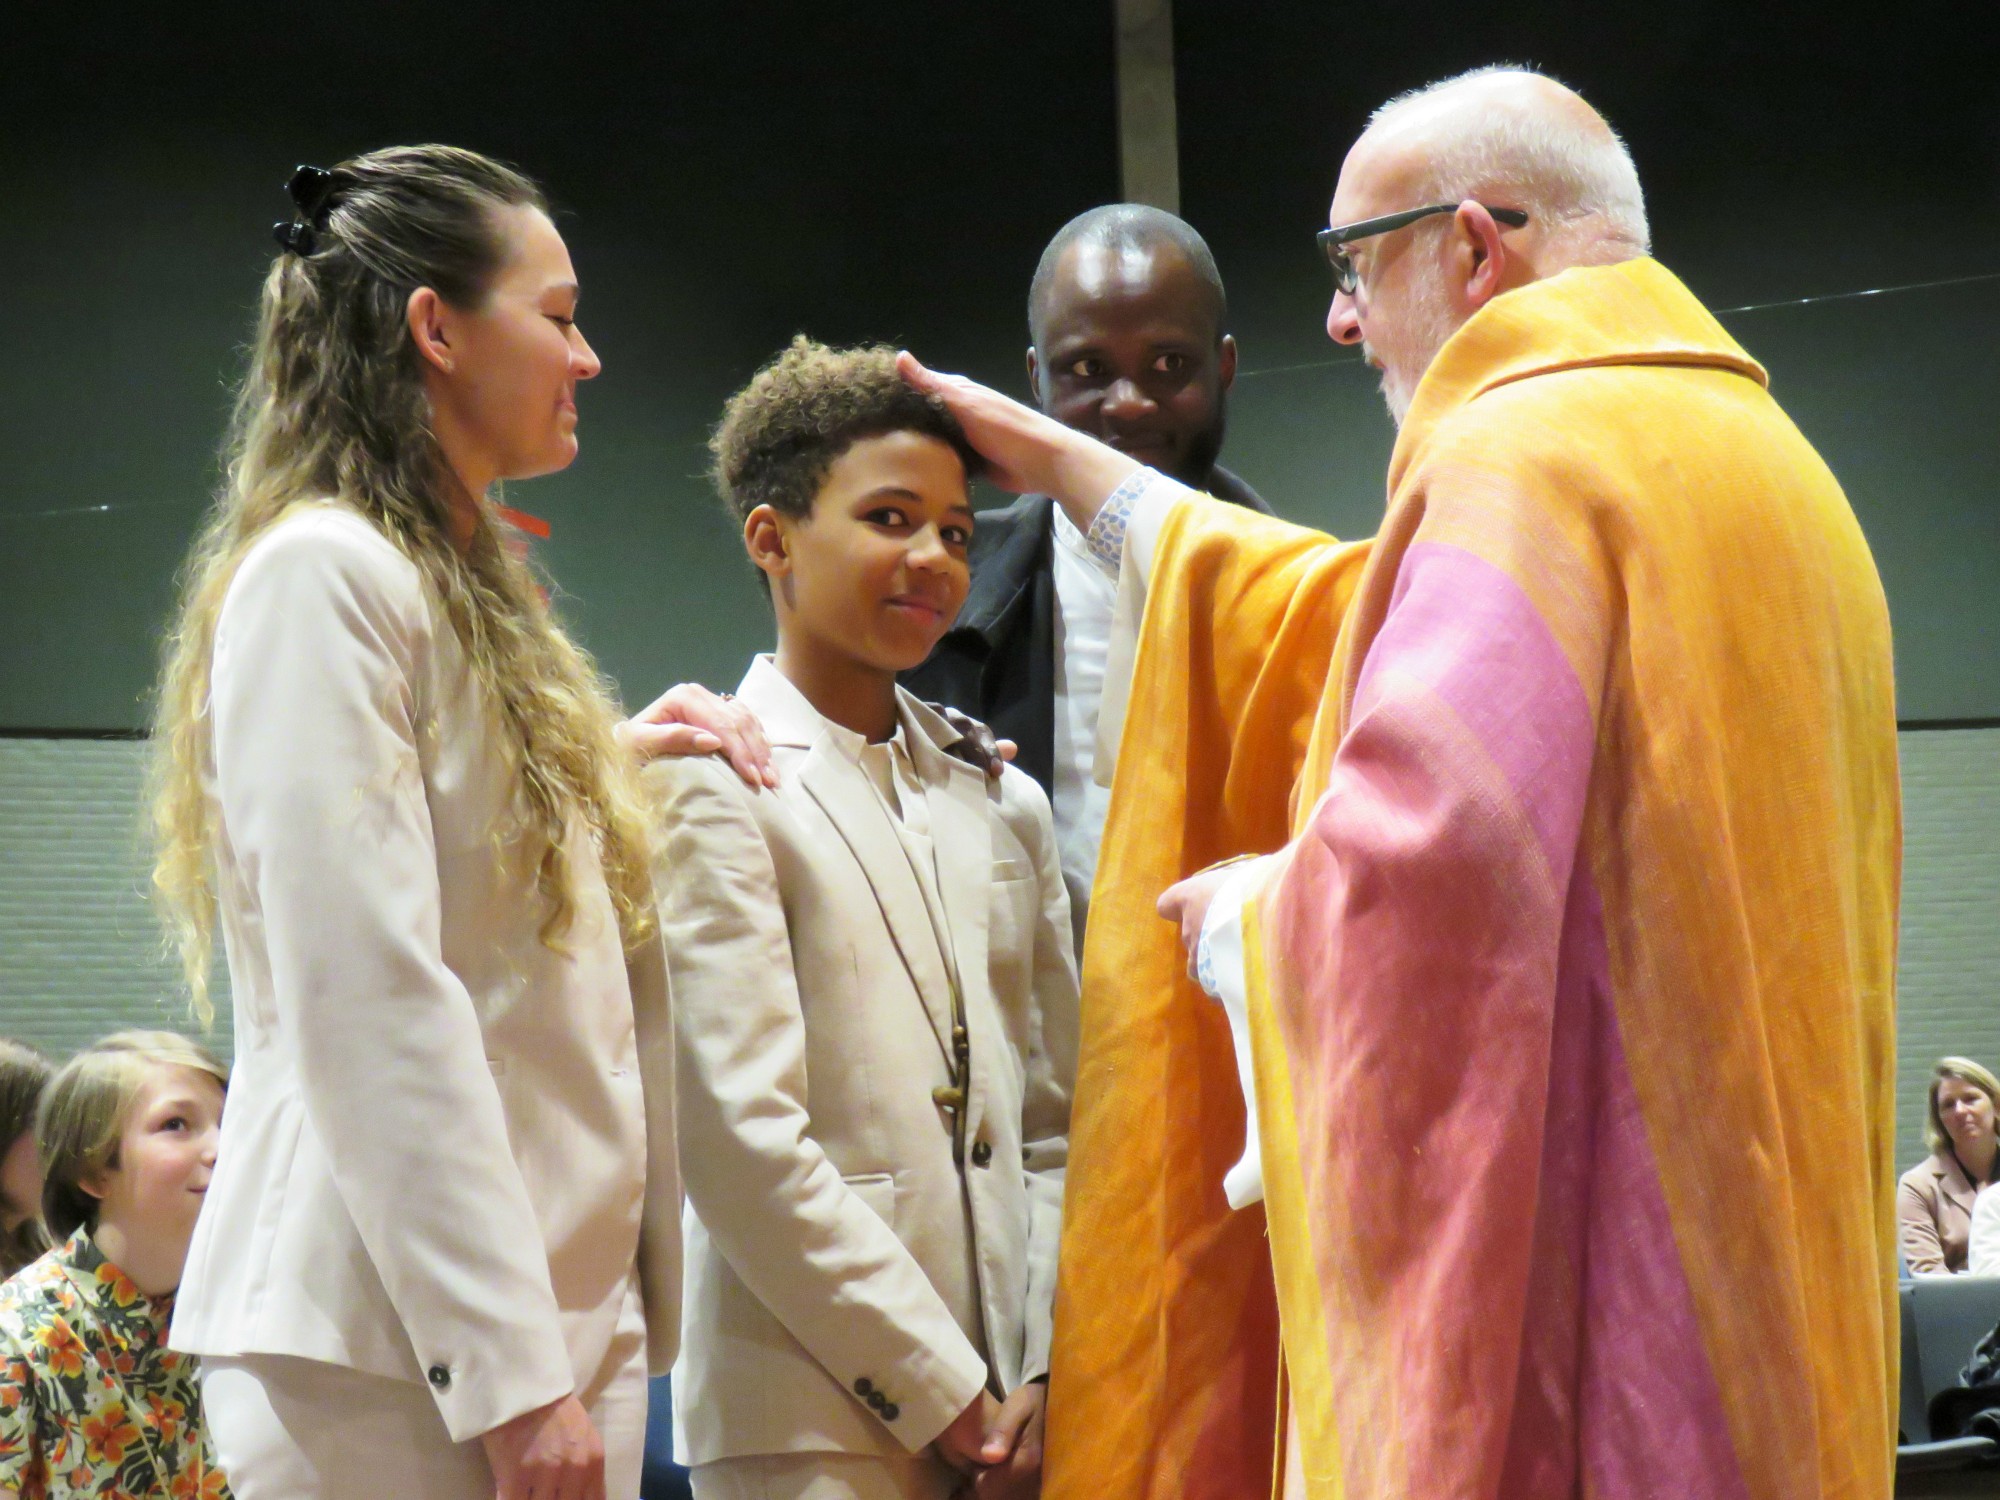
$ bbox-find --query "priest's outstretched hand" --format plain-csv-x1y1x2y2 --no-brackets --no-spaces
896,352,1138,530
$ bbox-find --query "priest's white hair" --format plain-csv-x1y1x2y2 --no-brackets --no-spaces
1370,65,1651,254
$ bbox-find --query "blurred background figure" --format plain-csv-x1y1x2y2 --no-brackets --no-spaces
0,1029,230,1498
1900,1056,2000,1274
0,1039,54,1279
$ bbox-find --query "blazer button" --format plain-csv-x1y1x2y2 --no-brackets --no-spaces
854,1376,874,1397
427,1364,451,1390
970,1140,993,1168
882,1402,901,1421
867,1391,886,1410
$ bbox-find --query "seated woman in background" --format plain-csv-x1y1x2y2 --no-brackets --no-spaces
0,1030,230,1498
1899,1056,2000,1274
0,1041,53,1279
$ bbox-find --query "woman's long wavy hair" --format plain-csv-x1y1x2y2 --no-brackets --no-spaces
151,145,654,1025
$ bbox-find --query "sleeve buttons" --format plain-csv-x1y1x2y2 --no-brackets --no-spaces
427,1364,452,1390
971,1140,993,1168
855,1380,898,1420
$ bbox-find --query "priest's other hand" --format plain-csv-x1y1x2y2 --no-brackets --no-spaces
618,682,778,790
896,352,1140,527
1158,865,1238,981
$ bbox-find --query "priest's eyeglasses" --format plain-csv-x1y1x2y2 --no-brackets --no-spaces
1318,204,1529,296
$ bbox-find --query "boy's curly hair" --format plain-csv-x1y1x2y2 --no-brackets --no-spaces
710,337,986,526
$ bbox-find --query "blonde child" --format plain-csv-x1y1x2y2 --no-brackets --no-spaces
0,1031,229,1499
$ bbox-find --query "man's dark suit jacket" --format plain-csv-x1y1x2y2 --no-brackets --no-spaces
902,465,1272,796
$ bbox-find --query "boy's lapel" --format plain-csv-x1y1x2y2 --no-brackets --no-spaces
918,756,992,1016
900,696,994,999
794,744,958,1070
901,696,997,1139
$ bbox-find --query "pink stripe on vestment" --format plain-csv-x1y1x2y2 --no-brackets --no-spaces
1266,538,1747,1494
1358,544,1747,1493
1499,863,1752,1499
1353,541,1597,882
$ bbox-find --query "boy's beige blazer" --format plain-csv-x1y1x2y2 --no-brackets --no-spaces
170,507,681,1444
652,658,1077,1467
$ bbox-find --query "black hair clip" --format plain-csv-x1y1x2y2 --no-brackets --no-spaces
271,218,318,255
286,164,339,222
272,163,339,256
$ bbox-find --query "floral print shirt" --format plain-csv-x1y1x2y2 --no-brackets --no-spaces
0,1229,228,1499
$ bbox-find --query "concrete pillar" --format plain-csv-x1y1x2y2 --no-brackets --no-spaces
1115,0,1180,212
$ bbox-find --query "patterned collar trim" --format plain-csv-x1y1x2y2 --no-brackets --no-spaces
58,1227,175,1353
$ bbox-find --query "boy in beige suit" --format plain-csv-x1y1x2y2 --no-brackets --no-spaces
650,340,1078,1500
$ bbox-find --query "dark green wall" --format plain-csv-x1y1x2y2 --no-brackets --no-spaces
1210,279,2000,723
2,3,1994,727
1173,3,2000,722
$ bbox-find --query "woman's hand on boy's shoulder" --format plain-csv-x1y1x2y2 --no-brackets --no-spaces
619,683,778,790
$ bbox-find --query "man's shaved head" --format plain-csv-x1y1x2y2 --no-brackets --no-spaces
1357,65,1649,256
1028,204,1226,350
1023,204,1239,487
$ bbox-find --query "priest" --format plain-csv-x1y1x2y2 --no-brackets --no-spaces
902,64,1899,1500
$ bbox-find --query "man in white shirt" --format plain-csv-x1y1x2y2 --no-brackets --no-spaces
903,204,1272,950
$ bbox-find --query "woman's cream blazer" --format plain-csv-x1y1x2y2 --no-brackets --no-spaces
171,506,681,1443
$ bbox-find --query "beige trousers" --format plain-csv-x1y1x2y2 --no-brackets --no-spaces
202,1278,649,1499
689,1449,960,1500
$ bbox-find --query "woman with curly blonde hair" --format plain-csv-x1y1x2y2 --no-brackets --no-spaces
151,145,745,1499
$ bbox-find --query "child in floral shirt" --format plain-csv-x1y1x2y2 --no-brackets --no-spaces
0,1031,229,1499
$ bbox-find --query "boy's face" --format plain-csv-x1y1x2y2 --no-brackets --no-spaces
85,1064,223,1269
760,430,974,672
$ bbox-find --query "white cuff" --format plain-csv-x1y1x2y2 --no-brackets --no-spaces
1083,467,1191,580
1091,472,1194,790
1195,856,1277,1209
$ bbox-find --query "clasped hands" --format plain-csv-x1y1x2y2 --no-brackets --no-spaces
936,1382,1047,1499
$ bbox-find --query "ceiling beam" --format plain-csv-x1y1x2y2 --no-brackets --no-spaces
1115,0,1180,212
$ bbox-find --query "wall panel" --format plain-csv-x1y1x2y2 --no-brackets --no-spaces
3,728,1992,1170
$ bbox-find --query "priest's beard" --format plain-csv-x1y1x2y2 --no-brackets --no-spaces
1367,270,1462,428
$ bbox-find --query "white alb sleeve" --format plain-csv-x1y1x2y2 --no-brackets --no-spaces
1194,855,1280,1210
